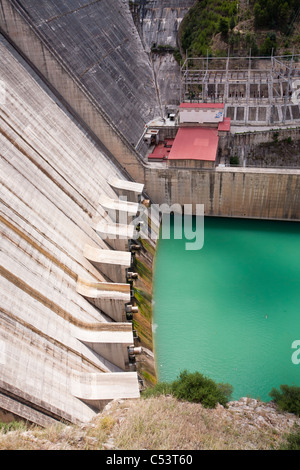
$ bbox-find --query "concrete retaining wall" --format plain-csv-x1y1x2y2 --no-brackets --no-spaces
227,127,300,167
145,165,300,221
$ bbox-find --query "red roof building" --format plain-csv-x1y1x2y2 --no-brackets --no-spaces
179,103,225,127
168,127,219,162
218,117,231,132
179,103,225,109
147,103,230,167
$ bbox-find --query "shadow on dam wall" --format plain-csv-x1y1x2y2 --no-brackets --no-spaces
0,0,158,183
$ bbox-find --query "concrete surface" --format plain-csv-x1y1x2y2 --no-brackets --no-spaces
76,278,131,323
0,33,140,425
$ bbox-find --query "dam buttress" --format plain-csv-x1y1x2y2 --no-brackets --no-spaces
0,34,158,425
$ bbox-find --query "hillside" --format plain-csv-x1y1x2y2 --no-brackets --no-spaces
179,0,300,57
0,395,300,450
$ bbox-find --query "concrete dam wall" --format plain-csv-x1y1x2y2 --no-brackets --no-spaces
7,0,160,147
0,34,159,425
134,0,195,52
0,0,157,182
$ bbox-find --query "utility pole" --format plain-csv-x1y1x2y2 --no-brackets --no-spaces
283,47,294,124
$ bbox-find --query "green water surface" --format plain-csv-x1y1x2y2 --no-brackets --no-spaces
153,216,300,401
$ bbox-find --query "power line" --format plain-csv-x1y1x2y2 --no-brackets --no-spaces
286,4,300,36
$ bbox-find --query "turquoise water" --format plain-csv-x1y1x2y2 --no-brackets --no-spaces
153,216,300,402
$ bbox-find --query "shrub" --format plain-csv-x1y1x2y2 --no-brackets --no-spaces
180,0,237,57
269,384,300,416
253,0,297,31
173,49,183,65
171,370,233,408
142,381,173,398
260,34,277,56
0,421,27,434
230,155,240,166
142,370,233,408
218,18,229,40
280,427,300,450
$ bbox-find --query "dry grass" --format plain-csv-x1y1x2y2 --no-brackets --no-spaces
0,414,115,450
112,397,284,450
0,396,296,450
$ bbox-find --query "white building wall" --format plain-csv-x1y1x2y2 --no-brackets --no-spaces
180,108,224,124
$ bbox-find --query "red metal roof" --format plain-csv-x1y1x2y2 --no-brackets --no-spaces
168,127,219,161
148,139,175,160
179,102,224,109
218,117,231,132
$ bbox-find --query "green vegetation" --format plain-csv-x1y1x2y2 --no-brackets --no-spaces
171,370,233,408
230,155,240,166
269,384,300,416
280,427,300,450
142,381,173,398
142,370,233,408
134,287,152,320
259,32,277,56
253,0,298,32
179,0,300,57
180,0,238,57
0,421,27,434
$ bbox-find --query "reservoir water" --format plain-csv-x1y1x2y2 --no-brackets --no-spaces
153,216,300,401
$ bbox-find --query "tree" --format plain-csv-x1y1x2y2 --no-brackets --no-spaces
269,384,300,416
142,370,233,409
229,16,235,31
219,17,229,40
278,1,290,29
254,2,268,27
171,370,233,408
260,34,277,56
254,0,295,30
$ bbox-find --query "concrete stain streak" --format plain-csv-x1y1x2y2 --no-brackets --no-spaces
45,0,103,24
0,307,106,373
0,265,130,333
0,215,77,281
0,118,96,217
0,190,103,284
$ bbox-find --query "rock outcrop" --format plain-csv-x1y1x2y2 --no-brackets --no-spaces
132,0,195,108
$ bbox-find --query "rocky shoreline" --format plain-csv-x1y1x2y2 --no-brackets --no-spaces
226,397,300,433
